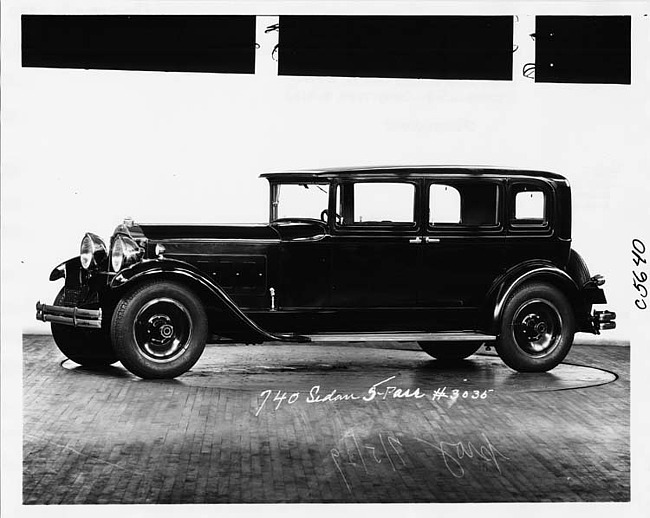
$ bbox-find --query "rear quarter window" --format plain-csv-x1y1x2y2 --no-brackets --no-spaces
509,183,552,229
514,191,545,221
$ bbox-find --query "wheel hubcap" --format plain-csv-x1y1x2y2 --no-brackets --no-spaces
512,299,562,357
133,298,193,363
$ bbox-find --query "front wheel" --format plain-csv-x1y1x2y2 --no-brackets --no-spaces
418,341,482,360
496,283,575,372
111,281,208,379
51,289,118,367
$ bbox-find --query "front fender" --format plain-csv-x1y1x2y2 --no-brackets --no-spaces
484,260,579,334
49,257,81,281
110,258,302,343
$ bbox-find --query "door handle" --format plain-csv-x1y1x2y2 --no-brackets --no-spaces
424,237,440,243
408,237,423,244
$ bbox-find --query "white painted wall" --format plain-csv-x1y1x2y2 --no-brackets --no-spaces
3,2,648,342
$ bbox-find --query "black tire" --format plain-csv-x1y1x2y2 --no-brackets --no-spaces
51,289,118,367
496,283,575,372
111,281,208,379
418,341,482,360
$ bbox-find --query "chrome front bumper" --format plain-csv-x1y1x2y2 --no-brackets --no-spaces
36,302,102,329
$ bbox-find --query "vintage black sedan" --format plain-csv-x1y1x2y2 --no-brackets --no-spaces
37,166,616,378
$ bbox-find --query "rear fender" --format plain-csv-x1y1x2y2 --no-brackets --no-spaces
483,261,580,334
110,258,300,343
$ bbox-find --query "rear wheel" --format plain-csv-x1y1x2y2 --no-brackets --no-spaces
51,289,118,367
496,283,575,372
111,281,208,379
418,341,482,360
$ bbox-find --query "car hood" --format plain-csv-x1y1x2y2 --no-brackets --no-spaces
137,224,280,241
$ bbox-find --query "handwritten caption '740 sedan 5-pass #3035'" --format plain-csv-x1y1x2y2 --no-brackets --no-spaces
36,166,616,379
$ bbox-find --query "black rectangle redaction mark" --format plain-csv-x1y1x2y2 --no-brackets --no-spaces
535,16,631,84
21,15,256,74
278,16,513,80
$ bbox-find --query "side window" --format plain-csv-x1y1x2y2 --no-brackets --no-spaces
354,182,414,223
430,185,461,223
514,190,546,222
339,182,415,225
429,182,499,227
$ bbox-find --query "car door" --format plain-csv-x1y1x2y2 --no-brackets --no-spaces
329,179,422,310
419,178,506,325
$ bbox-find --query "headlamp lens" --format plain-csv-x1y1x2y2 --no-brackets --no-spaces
80,233,107,270
111,237,125,272
80,235,94,269
111,235,142,272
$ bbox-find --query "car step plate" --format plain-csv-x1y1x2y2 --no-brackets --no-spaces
304,332,497,342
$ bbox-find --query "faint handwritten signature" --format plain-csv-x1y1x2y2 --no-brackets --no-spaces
330,431,508,493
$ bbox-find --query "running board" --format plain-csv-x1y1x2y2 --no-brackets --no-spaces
301,332,497,343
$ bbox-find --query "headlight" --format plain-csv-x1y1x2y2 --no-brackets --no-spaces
80,233,108,270
111,235,143,272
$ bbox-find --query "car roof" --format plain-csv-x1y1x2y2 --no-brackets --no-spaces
260,165,567,182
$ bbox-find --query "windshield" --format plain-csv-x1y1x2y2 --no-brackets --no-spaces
271,183,330,221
